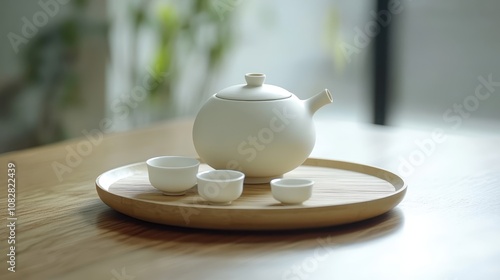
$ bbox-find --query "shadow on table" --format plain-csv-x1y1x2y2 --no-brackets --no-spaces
81,199,404,250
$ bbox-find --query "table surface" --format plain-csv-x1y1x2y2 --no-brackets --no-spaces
1,118,499,280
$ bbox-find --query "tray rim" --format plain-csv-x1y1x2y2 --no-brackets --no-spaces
95,158,407,230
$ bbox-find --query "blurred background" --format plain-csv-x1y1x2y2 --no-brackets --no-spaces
1,0,499,153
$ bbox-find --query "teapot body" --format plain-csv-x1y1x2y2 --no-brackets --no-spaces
193,95,315,183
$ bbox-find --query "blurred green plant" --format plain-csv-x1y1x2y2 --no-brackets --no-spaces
0,0,236,151
323,7,346,71
0,0,108,148
128,0,235,120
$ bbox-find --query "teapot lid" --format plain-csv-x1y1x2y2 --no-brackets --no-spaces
215,73,292,101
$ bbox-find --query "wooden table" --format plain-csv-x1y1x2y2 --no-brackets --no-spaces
1,118,499,279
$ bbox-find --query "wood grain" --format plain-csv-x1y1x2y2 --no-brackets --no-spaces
1,118,500,280
96,159,405,230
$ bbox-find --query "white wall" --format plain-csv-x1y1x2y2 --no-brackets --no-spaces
391,0,500,134
189,0,373,123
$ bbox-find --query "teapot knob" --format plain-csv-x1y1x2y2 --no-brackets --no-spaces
245,73,266,87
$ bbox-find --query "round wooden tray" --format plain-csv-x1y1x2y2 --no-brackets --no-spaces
95,158,407,230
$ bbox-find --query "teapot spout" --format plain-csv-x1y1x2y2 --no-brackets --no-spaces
305,89,333,115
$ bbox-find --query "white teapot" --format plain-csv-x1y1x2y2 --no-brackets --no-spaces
193,73,332,184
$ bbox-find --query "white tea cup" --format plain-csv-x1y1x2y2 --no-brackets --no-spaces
271,178,314,205
197,170,245,205
146,156,200,195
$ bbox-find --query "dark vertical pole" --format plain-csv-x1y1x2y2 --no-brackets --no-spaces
373,0,391,125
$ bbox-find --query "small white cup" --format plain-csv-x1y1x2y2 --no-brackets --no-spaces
271,178,314,205
197,170,245,205
146,156,200,195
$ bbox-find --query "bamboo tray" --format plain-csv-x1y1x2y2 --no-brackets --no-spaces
95,158,407,230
